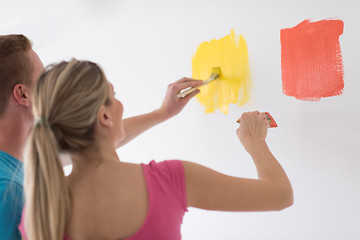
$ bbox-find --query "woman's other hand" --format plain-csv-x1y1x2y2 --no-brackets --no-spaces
236,111,269,153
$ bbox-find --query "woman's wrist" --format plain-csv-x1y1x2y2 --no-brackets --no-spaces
245,140,269,156
152,108,171,123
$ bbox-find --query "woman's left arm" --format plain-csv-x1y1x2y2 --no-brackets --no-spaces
116,78,202,148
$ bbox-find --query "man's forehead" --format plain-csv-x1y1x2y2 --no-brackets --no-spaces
27,49,44,85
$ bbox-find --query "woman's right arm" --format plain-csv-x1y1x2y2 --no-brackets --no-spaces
182,111,293,212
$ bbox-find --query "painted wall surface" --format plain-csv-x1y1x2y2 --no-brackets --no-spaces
2,0,359,239
281,19,345,101
192,30,251,114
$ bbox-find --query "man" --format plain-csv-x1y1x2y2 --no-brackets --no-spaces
0,34,44,239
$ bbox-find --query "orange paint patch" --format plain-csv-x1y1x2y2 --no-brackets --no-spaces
280,19,344,101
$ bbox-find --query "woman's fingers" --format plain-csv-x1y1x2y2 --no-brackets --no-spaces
180,88,200,103
175,80,203,97
175,77,203,84
237,111,266,124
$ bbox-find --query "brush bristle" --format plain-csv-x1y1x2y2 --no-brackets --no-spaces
212,67,221,76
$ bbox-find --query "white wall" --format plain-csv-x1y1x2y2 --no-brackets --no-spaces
2,0,359,239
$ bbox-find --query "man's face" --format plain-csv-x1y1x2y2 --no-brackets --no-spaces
28,49,44,92
25,49,44,124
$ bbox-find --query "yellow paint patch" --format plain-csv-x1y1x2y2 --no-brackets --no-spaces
192,30,251,114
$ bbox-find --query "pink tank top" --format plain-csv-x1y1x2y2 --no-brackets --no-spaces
19,160,188,240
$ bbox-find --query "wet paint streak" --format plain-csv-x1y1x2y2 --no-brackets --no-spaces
280,19,344,101
192,30,251,114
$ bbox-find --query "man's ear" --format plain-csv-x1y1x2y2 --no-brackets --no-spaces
98,105,113,128
12,84,30,107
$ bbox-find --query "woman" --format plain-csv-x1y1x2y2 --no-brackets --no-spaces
19,60,293,240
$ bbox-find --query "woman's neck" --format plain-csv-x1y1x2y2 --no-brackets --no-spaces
69,140,120,177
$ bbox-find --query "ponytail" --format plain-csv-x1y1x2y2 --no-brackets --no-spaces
24,122,70,240
24,59,110,239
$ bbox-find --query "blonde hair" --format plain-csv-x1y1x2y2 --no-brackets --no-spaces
24,59,110,240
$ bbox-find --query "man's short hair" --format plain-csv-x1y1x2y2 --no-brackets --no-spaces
0,34,33,116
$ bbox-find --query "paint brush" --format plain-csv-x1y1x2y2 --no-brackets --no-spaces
264,112,278,128
236,112,278,128
177,67,221,98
